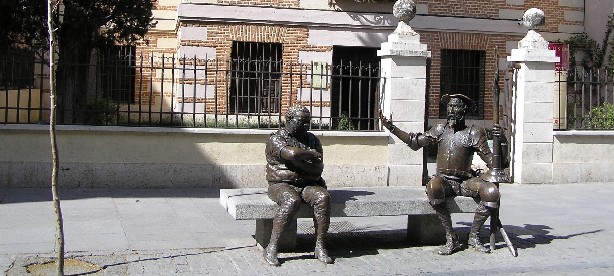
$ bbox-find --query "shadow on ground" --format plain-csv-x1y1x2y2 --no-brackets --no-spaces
459,221,603,250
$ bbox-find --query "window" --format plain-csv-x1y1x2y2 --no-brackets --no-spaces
99,46,136,103
230,41,282,114
0,47,35,89
440,49,485,118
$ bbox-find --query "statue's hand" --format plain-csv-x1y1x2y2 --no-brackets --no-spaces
298,149,322,163
379,110,395,131
492,124,507,143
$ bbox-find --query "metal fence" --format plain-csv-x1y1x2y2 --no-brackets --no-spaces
1,49,382,131
556,67,614,130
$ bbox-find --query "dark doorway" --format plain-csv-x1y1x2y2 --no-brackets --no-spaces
331,46,380,130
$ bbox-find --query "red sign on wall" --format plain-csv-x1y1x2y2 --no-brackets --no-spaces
548,42,569,71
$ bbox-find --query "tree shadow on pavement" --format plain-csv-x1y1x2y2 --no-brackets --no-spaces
62,246,256,275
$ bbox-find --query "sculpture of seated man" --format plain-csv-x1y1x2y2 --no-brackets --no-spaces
381,94,508,255
264,105,333,266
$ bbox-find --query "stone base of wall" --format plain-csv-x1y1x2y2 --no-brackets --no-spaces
553,132,614,183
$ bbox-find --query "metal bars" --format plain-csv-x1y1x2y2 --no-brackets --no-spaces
440,49,486,119
562,67,614,130
0,50,382,131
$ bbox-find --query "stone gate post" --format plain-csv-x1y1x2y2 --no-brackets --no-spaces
378,1,430,186
507,8,559,184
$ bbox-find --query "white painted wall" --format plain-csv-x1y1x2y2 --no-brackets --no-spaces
585,1,614,47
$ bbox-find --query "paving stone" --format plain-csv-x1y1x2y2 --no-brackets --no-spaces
1,183,613,274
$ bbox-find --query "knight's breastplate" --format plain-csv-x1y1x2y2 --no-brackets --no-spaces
436,129,474,176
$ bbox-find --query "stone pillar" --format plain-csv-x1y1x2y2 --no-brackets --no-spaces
378,0,430,186
507,8,559,184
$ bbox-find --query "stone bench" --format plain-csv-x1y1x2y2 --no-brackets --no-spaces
219,186,479,250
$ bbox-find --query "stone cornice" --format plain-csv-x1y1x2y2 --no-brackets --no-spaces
178,4,526,35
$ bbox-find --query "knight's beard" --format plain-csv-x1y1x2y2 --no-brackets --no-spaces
448,114,464,127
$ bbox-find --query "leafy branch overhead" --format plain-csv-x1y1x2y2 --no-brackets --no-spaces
0,0,154,53
1,0,154,124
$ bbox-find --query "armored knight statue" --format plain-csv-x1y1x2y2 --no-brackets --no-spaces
264,105,333,266
381,94,508,255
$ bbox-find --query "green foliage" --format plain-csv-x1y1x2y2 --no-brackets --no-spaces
1,1,154,53
86,97,118,125
336,113,355,131
1,1,154,123
565,33,603,68
587,103,614,129
0,1,47,50
564,10,614,68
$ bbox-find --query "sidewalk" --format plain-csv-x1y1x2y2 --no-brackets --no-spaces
1,183,613,275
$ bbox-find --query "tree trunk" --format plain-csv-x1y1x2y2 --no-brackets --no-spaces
48,0,64,275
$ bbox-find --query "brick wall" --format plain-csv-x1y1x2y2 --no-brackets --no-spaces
421,31,524,119
179,22,319,114
417,0,582,119
130,0,179,110
135,0,583,120
420,0,583,33
218,0,300,8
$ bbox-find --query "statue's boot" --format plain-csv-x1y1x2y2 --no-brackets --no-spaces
313,202,333,264
314,241,333,264
433,203,462,255
467,204,492,253
263,244,280,266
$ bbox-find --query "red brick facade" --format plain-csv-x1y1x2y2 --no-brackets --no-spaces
218,0,300,8
175,23,325,113
420,31,523,119
137,0,581,120
421,0,582,32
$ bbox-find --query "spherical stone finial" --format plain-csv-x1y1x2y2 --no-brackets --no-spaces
522,8,545,30
393,0,416,23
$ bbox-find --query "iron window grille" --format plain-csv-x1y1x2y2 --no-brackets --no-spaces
230,41,282,114
0,47,35,89
98,46,136,103
439,49,485,119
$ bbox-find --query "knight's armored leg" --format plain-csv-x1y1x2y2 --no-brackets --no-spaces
426,176,461,255
464,179,500,253
432,203,462,255
467,204,493,253
265,183,302,266
303,185,333,264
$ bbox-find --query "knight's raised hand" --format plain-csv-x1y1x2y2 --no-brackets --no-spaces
379,111,395,131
